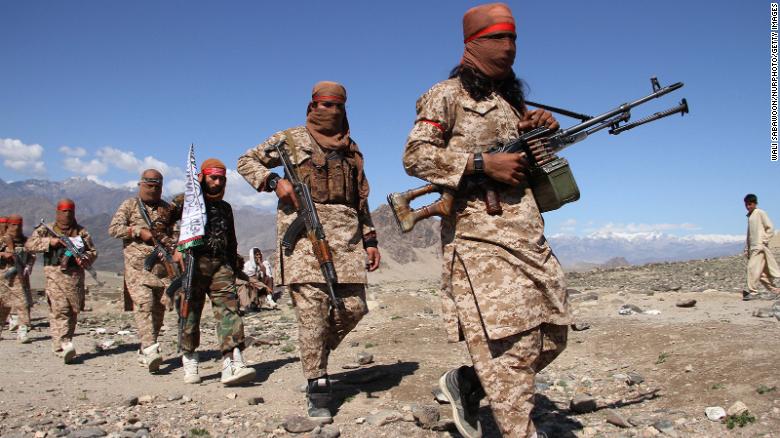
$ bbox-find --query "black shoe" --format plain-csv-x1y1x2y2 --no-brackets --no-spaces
439,366,482,438
306,377,332,418
743,290,760,301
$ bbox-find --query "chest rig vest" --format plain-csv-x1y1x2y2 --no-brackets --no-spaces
285,129,367,210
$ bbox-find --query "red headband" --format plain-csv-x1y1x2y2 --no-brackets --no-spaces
313,95,346,103
6,218,22,225
0,218,6,223
57,201,76,211
202,167,226,176
464,22,516,43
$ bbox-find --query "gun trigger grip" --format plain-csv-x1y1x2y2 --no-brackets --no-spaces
282,215,307,253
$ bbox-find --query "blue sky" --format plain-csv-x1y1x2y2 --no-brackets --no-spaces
0,1,774,239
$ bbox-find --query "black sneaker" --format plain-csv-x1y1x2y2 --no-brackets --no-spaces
743,290,760,301
306,377,332,418
439,367,482,438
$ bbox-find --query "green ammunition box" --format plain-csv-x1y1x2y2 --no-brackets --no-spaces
530,157,580,212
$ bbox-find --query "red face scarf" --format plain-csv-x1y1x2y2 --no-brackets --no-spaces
306,81,351,150
461,3,517,80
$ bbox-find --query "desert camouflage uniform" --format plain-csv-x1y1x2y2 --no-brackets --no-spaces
237,126,374,379
403,78,572,438
0,236,32,329
171,195,246,354
108,198,177,348
25,223,97,350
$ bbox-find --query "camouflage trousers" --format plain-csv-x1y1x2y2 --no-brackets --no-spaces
125,269,166,349
290,283,368,379
747,248,780,292
452,257,568,438
0,287,12,336
44,267,84,350
2,278,30,327
181,255,245,355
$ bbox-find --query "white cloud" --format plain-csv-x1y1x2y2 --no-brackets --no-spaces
95,146,185,179
0,138,46,174
59,146,86,157
64,157,108,175
224,168,276,208
85,175,137,189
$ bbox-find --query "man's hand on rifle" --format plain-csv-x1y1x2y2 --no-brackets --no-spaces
518,109,559,132
483,153,530,186
172,250,184,271
139,228,154,244
274,179,300,209
49,238,62,248
366,247,381,272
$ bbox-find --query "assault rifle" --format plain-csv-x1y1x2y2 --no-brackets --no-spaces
165,251,194,353
272,140,343,312
388,77,689,232
136,198,181,280
39,219,104,286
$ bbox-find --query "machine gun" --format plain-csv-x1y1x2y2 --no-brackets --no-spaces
272,140,343,312
39,219,104,286
388,77,689,233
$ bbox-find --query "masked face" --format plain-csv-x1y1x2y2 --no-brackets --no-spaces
309,101,346,135
56,209,75,227
462,32,517,80
139,181,162,204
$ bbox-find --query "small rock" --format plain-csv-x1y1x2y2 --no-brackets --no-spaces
705,406,726,421
727,400,749,416
225,393,238,400
341,363,361,369
166,394,183,402
676,299,696,308
349,341,360,347
246,397,264,405
182,395,192,402
652,419,676,436
619,304,643,315
643,309,662,315
137,395,154,405
310,424,340,438
573,292,599,302
683,365,693,373
67,428,107,438
283,415,320,433
356,352,374,365
569,395,597,414
606,409,631,428
571,322,591,331
366,410,404,426
95,328,107,335
116,330,132,335
626,372,644,386
411,404,440,429
122,396,139,407
355,417,365,424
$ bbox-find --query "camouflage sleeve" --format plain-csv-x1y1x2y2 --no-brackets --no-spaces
170,193,184,222
402,84,470,189
236,130,287,192
108,199,135,239
24,226,51,253
80,227,98,264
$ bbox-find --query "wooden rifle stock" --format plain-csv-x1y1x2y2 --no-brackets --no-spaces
387,185,454,233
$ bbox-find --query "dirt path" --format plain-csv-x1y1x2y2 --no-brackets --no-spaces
1,262,779,437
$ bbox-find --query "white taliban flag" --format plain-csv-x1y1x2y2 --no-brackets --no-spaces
177,144,207,251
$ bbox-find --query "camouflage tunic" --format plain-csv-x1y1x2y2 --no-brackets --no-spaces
25,223,97,349
237,126,375,285
403,78,571,341
0,236,32,327
108,198,177,348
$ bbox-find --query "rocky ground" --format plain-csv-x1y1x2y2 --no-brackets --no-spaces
1,250,780,438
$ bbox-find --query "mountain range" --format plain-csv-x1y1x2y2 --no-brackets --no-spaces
0,177,745,272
